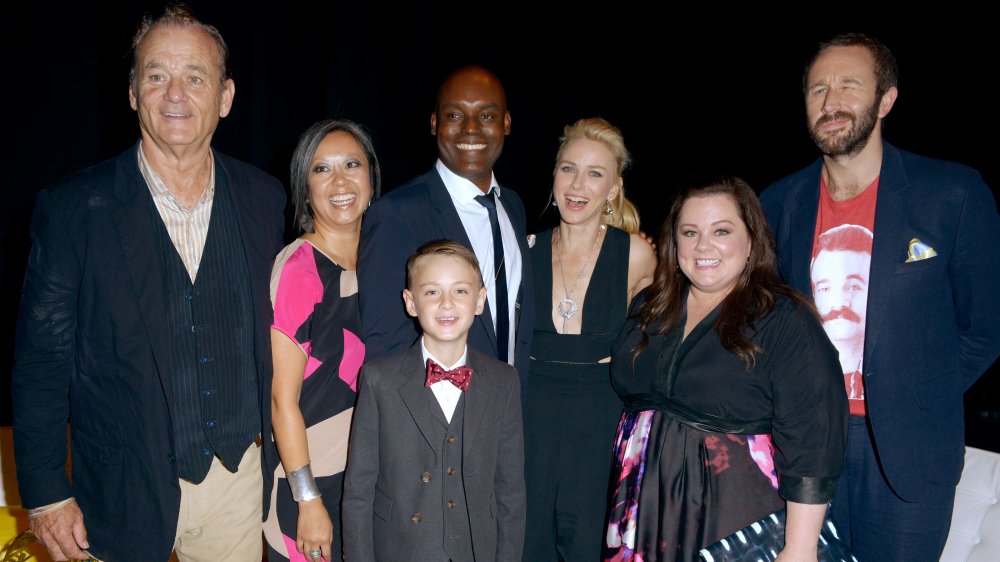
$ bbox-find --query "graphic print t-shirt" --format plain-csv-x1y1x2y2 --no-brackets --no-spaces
812,175,878,416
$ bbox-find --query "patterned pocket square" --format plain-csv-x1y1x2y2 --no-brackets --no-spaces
905,238,938,263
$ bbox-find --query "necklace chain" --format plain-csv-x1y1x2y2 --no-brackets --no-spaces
555,225,604,334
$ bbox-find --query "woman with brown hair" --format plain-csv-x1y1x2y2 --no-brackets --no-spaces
604,177,847,561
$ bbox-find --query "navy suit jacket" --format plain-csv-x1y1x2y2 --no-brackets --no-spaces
342,345,526,561
760,142,1000,501
12,144,285,560
358,168,534,396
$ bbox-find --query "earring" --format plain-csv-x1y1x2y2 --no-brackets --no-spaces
604,199,614,215
552,199,558,208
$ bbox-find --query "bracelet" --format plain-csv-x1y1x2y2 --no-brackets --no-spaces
287,463,322,502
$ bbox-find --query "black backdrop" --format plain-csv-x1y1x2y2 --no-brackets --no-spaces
3,5,997,439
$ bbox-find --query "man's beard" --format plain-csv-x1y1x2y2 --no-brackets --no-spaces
809,98,880,158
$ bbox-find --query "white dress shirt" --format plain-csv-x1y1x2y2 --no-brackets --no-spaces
435,160,521,366
421,338,468,423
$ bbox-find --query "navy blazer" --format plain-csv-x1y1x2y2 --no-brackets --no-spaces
342,345,526,562
358,168,534,396
760,142,1000,501
11,144,285,560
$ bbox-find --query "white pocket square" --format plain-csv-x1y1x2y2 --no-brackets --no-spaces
905,238,937,263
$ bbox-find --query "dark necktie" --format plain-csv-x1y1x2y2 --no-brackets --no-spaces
474,191,509,363
425,359,474,392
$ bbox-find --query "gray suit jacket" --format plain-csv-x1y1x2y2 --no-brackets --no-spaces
342,345,526,561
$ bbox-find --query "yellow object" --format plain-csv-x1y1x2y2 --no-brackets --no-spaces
905,237,938,263
1,510,49,562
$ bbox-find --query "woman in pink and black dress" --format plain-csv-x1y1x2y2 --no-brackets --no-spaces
604,177,847,562
264,120,380,562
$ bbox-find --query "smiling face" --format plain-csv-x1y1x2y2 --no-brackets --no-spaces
805,45,895,158
306,130,374,233
128,24,234,152
403,254,487,358
431,67,510,193
552,138,622,227
675,194,752,301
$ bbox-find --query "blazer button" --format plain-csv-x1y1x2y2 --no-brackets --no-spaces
447,467,456,476
410,513,422,524
447,500,456,509
421,471,432,483
447,435,456,443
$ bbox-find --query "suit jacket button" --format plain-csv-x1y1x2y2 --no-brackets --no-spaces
410,513,422,524
447,467,456,476
447,435,456,443
421,471,432,483
447,500,456,509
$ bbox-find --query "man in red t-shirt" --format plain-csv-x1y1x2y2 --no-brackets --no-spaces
762,33,1000,561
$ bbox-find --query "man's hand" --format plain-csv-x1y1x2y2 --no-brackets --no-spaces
29,500,90,561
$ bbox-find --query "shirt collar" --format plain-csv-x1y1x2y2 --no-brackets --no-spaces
137,140,216,205
435,159,500,204
420,336,468,372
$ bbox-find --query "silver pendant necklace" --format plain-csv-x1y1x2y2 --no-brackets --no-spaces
555,225,604,334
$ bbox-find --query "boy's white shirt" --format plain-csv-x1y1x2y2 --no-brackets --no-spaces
420,336,468,423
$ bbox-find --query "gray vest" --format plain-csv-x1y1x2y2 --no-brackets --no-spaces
430,393,475,562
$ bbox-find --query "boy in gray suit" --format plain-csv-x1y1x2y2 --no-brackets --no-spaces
343,240,525,561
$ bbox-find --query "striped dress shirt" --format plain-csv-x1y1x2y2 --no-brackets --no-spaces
138,143,215,282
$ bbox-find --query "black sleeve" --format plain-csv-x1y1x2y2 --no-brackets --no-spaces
765,300,848,504
357,197,421,361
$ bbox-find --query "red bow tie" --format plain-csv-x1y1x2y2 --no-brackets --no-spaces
425,359,474,392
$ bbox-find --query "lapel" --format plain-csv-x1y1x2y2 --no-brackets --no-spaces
502,189,531,335
396,345,443,456
786,158,824,296
424,170,499,354
863,142,908,368
109,144,175,409
462,350,497,460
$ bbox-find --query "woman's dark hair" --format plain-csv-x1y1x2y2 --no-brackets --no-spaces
634,176,808,368
290,119,381,233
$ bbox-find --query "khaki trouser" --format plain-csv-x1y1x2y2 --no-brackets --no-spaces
170,444,263,562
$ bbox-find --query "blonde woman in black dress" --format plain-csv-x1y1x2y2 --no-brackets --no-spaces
523,118,656,561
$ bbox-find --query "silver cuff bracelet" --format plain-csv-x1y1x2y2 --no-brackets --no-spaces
287,463,322,502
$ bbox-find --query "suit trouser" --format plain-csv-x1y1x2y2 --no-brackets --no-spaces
831,416,955,561
171,444,263,562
